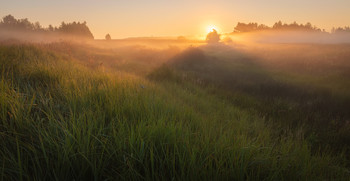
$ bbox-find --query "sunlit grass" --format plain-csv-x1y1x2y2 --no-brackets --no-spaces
0,43,349,180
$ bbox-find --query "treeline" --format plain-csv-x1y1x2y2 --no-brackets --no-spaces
0,14,94,39
233,21,350,34
332,27,350,34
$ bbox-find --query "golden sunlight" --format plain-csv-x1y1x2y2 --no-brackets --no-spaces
206,25,218,34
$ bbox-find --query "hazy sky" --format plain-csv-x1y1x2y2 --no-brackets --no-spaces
1,0,350,39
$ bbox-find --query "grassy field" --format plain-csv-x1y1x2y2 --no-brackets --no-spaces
0,41,349,180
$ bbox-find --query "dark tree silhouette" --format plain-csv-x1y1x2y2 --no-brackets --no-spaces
105,33,111,40
58,21,94,39
234,22,270,33
206,29,220,43
234,21,321,33
2,15,17,25
0,14,95,39
332,26,350,33
34,22,41,31
48,24,54,31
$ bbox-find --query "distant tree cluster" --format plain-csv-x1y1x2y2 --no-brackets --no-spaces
233,21,323,33
0,14,94,39
332,27,350,34
0,15,44,32
58,21,94,39
234,22,270,33
272,21,321,31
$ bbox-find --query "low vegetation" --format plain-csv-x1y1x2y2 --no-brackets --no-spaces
0,41,349,180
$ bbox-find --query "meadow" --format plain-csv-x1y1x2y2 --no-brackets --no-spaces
0,40,349,180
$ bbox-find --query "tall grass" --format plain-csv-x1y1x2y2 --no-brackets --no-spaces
154,46,350,154
0,43,349,180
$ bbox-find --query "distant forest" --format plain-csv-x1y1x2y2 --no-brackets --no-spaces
0,14,94,39
233,21,350,34
1,14,350,40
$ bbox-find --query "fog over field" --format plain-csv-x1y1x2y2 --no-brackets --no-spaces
1,11,350,180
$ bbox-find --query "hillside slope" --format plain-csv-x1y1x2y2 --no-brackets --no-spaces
0,42,349,180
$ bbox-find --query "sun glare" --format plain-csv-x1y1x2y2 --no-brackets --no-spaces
206,25,218,34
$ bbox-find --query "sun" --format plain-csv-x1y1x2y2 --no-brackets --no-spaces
206,25,218,34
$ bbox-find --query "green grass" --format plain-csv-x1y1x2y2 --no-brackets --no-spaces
0,43,349,180
155,45,350,153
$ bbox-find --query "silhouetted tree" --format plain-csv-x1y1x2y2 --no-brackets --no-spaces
258,24,270,30
273,21,283,29
105,33,111,40
48,24,54,31
206,29,220,43
235,22,256,32
234,21,321,33
0,15,37,31
0,14,96,40
34,22,42,31
58,21,94,39
2,15,17,25
234,22,270,33
332,26,350,33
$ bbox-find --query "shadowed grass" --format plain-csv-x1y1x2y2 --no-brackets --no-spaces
150,45,350,154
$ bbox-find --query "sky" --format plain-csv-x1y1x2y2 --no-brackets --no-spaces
1,0,350,39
